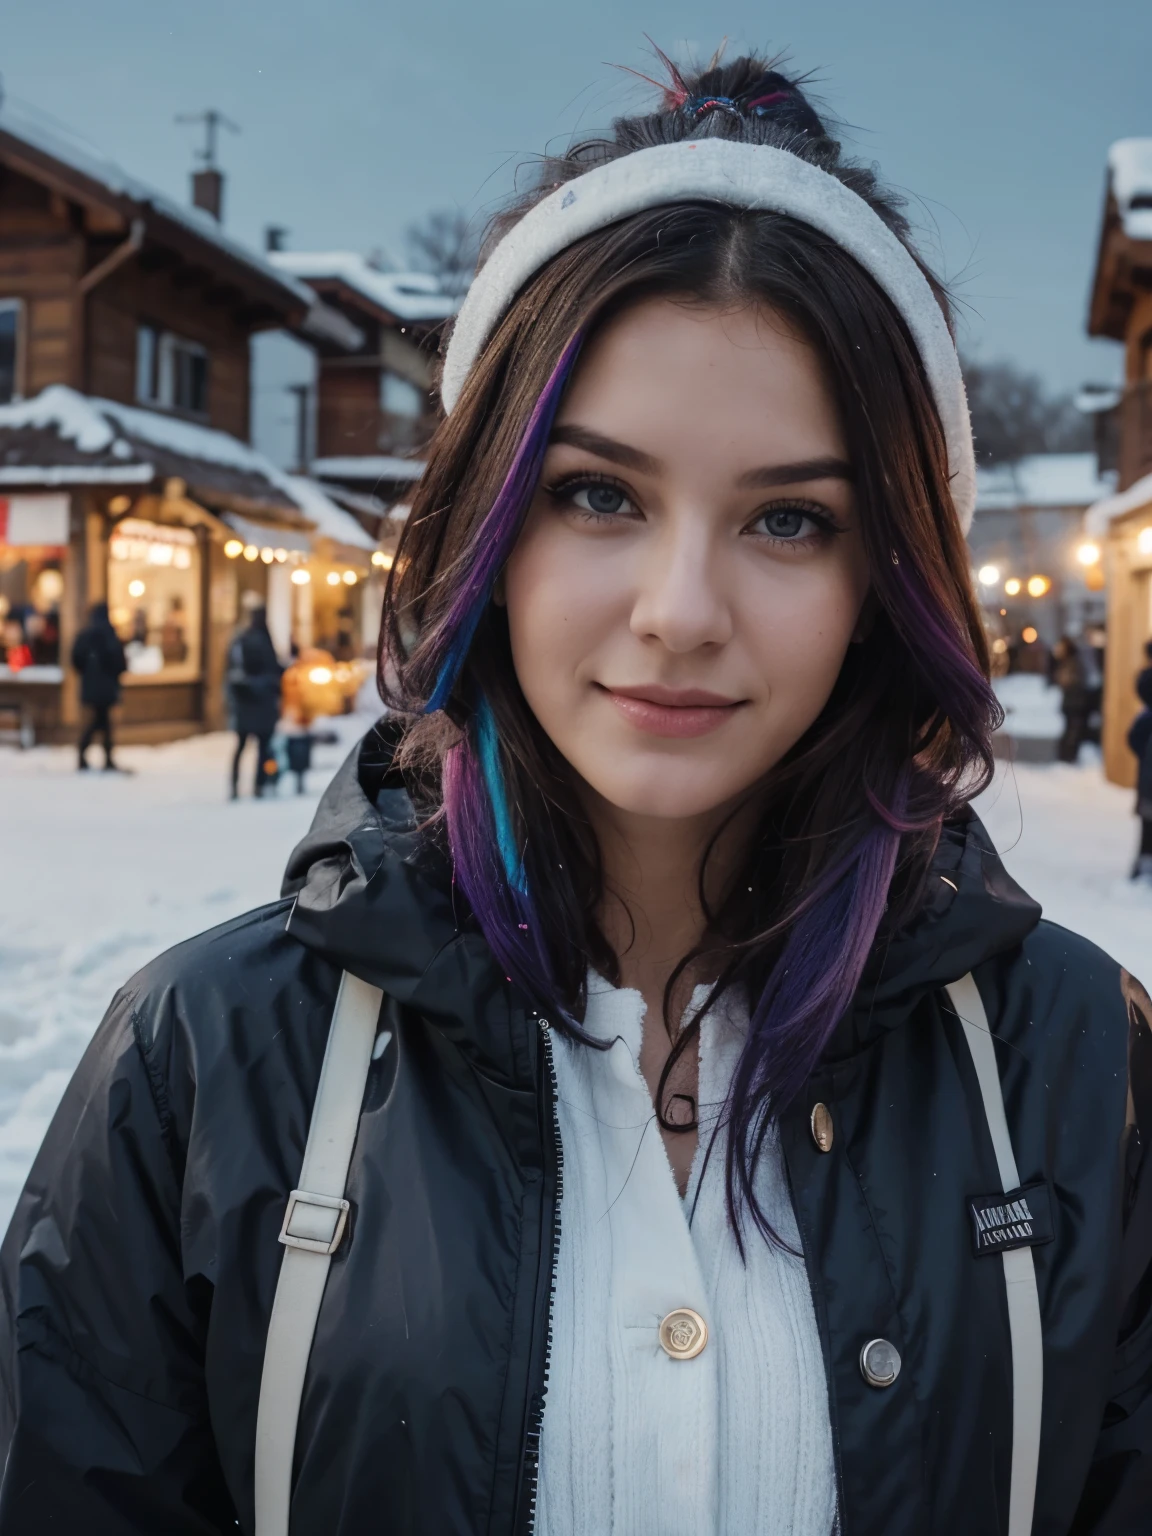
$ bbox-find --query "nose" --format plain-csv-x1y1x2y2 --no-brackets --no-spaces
628,512,733,654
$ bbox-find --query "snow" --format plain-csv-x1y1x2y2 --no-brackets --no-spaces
0,712,374,1232
280,473,377,551
0,97,314,311
270,252,458,324
0,718,1148,1236
312,454,425,482
995,673,1063,741
0,387,366,548
1108,139,1152,241
975,453,1116,514
1084,468,1152,535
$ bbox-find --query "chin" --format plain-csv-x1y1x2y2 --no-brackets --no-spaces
583,761,758,822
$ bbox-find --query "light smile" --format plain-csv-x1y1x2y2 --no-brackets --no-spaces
599,683,747,739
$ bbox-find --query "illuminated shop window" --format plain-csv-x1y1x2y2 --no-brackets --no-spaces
107,518,201,681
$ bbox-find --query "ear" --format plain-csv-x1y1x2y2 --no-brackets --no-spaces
851,590,878,644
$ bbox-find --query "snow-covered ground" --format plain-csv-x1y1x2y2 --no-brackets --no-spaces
0,723,1148,1232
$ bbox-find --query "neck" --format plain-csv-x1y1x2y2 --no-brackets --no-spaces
585,791,758,1017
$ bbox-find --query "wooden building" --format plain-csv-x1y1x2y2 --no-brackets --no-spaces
1085,137,1152,787
0,100,374,744
267,251,453,507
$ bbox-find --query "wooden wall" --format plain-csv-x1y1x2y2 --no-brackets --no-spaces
316,363,383,458
87,260,252,438
0,165,83,391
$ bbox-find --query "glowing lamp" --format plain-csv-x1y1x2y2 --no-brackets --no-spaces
326,571,341,586
308,666,334,685
1004,578,1022,596
108,494,132,515
223,539,244,559
260,548,274,565
1138,527,1152,557
290,568,311,586
1026,575,1051,598
1075,542,1100,567
127,579,146,598
243,545,259,562
977,564,1000,587
371,551,392,569
342,570,357,585
1022,626,1038,644
991,637,1008,654
274,549,287,563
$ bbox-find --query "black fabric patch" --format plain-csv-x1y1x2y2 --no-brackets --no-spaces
968,1181,1054,1257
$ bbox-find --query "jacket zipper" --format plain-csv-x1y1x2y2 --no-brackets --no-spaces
520,1017,564,1535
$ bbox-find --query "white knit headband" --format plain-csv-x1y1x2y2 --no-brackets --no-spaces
442,139,976,531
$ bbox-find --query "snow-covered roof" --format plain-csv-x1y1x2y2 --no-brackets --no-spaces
312,454,425,482
1108,139,1152,242
0,386,365,544
0,98,313,311
278,474,376,551
974,453,1116,514
269,252,459,324
1075,383,1122,415
1083,469,1152,536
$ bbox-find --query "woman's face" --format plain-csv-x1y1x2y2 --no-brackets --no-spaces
502,297,871,823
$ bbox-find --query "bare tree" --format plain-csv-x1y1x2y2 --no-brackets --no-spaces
962,357,1092,465
404,208,478,298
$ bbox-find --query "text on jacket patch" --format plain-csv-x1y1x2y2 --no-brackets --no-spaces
967,1181,1055,1257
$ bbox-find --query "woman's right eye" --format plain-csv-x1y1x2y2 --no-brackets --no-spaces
565,482,634,518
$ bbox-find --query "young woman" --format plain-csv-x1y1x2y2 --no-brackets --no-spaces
2,52,1150,1536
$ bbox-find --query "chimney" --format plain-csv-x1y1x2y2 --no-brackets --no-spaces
192,167,224,222
265,225,289,253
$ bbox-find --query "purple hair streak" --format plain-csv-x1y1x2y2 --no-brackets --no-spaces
424,331,584,714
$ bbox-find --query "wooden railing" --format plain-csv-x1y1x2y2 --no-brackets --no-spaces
1119,378,1152,490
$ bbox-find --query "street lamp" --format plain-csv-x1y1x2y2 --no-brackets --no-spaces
1004,578,1022,596
977,564,1001,586
1075,542,1101,566
1026,575,1051,598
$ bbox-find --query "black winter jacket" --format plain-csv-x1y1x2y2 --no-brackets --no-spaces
2,728,1151,1535
227,621,284,737
71,615,127,708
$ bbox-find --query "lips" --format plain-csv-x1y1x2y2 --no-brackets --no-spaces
601,683,745,739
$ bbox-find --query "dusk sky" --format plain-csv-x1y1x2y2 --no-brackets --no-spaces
4,0,1150,392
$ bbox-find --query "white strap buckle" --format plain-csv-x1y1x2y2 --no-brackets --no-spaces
278,1189,350,1255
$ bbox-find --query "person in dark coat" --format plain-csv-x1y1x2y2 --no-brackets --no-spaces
1051,634,1092,763
71,601,127,771
226,606,284,799
1129,641,1152,882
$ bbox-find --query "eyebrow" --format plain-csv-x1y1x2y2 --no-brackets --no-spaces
549,424,853,488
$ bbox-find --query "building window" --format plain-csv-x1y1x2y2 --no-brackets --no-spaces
135,324,210,416
0,300,22,405
380,371,423,419
107,518,202,682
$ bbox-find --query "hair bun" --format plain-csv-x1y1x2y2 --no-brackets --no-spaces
628,45,829,141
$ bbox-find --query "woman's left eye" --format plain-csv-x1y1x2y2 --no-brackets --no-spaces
747,504,832,542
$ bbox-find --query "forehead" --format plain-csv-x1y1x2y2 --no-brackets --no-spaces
555,296,846,465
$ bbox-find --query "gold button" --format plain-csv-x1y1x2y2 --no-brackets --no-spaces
659,1308,708,1360
810,1102,834,1152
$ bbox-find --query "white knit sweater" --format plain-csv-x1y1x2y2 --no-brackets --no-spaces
535,975,837,1536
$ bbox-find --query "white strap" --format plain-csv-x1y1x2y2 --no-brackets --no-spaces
254,971,384,1536
946,972,1042,1536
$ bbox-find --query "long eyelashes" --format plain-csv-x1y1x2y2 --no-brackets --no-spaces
544,472,845,546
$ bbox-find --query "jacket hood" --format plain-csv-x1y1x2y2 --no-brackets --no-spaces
283,727,1042,1060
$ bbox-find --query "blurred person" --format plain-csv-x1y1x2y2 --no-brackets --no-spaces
1051,634,1091,763
1129,640,1152,883
71,600,127,772
2,51,1151,1536
226,604,284,799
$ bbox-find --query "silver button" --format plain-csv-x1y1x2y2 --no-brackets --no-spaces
859,1337,901,1387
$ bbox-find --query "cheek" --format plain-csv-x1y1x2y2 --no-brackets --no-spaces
738,557,867,720
503,521,625,699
